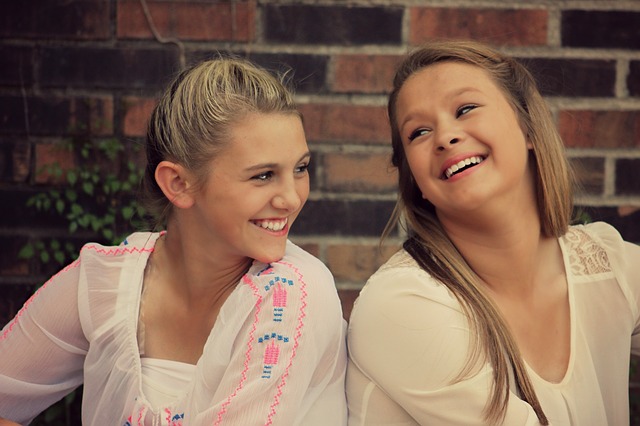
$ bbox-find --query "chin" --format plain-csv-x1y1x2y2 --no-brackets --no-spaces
253,247,287,264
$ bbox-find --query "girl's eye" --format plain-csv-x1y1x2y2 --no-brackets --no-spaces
252,171,274,181
456,104,478,118
408,128,431,142
295,163,310,174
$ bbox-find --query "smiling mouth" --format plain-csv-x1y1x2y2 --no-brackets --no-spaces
251,218,288,232
443,156,485,180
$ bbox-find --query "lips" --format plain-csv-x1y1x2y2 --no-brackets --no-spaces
251,217,288,232
442,155,485,180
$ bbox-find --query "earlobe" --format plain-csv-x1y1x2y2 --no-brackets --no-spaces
154,161,195,209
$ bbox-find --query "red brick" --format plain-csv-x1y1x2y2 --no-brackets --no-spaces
332,54,401,93
323,152,396,192
326,243,399,283
117,0,255,42
299,103,390,144
338,289,360,321
290,241,320,258
559,110,640,148
122,97,157,137
410,8,548,46
35,143,76,184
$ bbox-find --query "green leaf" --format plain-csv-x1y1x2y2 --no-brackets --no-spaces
40,251,50,264
69,221,78,233
53,250,65,264
65,189,77,202
67,170,78,185
82,182,94,195
50,239,60,250
103,228,114,240
18,243,35,259
71,203,83,216
122,206,134,220
55,199,65,214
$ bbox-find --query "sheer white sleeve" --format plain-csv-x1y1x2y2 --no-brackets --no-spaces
0,259,88,424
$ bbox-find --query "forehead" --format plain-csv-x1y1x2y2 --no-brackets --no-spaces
397,61,503,105
214,112,306,162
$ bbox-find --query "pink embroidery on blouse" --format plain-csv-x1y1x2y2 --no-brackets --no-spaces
214,274,263,425
265,261,308,425
137,406,146,426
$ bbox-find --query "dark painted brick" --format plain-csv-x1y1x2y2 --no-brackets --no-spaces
0,96,70,135
0,283,38,328
0,96,110,136
0,189,68,228
248,53,329,94
570,157,604,196
583,205,640,245
562,10,640,49
292,199,395,236
0,0,110,40
521,58,615,97
39,47,180,90
630,61,640,97
264,5,402,45
616,159,640,196
0,46,34,86
189,51,329,94
0,141,31,183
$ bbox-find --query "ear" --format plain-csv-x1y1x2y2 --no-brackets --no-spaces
154,161,196,209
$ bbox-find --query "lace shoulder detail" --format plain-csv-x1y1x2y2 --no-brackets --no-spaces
564,227,612,276
377,249,419,274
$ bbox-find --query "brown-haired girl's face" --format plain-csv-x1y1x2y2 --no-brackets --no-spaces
395,61,534,219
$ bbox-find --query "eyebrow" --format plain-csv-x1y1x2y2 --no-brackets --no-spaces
243,151,311,172
399,87,484,128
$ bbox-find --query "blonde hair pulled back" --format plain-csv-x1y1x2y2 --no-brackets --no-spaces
143,57,298,227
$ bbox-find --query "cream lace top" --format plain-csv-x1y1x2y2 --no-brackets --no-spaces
347,222,640,425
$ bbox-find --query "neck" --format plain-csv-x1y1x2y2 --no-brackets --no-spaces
439,204,560,296
155,224,252,309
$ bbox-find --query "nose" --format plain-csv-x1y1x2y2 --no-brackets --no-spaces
435,123,462,152
436,137,460,151
272,179,303,212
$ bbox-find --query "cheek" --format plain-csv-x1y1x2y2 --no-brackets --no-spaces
298,179,310,206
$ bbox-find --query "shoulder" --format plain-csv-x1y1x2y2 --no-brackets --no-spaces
245,240,342,318
78,231,160,261
561,222,625,277
248,241,335,293
351,249,461,324
347,249,474,390
349,248,465,347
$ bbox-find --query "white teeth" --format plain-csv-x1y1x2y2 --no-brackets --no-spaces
444,156,484,179
254,218,287,231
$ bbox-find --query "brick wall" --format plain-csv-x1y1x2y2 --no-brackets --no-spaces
1,0,640,327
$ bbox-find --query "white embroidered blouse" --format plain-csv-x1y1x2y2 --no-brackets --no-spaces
0,232,348,425
347,222,640,425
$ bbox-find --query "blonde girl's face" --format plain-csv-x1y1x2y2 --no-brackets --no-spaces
190,112,310,264
395,61,534,219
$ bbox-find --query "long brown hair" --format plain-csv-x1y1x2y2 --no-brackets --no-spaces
384,40,574,425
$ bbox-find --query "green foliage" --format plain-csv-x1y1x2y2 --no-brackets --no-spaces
20,134,146,267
